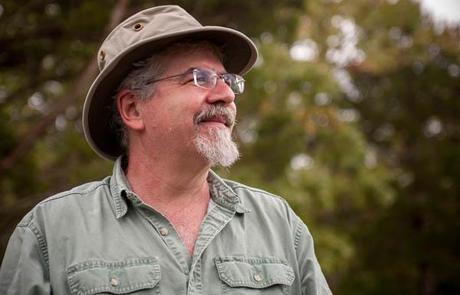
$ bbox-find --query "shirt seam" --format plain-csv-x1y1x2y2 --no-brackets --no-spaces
231,184,283,200
38,182,108,205
293,219,303,251
18,221,50,273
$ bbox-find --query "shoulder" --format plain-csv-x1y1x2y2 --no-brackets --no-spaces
224,179,286,203
39,177,111,205
18,176,112,227
223,179,299,223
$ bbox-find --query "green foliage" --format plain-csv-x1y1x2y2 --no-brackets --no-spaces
1,0,459,293
0,108,39,205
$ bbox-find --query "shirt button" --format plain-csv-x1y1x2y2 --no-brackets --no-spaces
253,274,263,282
159,227,169,236
110,277,119,287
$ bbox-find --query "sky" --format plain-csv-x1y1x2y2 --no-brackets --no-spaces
418,0,460,27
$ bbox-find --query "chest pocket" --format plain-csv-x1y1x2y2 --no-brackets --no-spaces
66,257,160,294
215,256,295,294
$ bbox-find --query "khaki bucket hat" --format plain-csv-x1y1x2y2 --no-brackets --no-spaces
83,5,258,160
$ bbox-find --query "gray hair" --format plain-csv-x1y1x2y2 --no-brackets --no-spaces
111,40,224,154
111,56,165,151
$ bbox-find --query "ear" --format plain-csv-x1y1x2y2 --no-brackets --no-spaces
116,89,145,131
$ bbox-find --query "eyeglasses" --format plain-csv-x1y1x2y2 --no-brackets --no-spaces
145,68,245,95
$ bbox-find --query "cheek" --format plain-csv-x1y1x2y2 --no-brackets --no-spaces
154,104,198,135
148,87,207,129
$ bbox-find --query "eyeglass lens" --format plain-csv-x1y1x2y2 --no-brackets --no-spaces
193,69,245,94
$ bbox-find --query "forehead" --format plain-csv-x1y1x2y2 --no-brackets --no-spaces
161,45,226,74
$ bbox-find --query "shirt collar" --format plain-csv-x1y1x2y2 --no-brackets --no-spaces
109,157,249,219
207,170,250,214
109,157,130,218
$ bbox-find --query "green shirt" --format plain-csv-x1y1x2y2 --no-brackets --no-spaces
0,158,331,294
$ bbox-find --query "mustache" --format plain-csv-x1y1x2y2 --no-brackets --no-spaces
194,105,236,127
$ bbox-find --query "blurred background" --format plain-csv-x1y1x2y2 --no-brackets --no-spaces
1,0,459,293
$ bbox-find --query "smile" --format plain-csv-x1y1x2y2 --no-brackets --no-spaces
198,115,230,127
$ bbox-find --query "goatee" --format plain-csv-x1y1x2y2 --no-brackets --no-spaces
193,105,240,167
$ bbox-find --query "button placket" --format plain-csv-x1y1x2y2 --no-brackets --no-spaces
137,207,190,272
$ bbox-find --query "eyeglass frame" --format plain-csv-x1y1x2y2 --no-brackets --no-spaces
143,67,245,95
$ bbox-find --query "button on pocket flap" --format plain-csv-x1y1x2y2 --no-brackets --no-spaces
67,257,160,295
215,256,295,289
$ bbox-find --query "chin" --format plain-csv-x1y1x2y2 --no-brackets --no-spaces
193,127,240,168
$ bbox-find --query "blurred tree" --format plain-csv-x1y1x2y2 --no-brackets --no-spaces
310,0,460,293
1,0,459,294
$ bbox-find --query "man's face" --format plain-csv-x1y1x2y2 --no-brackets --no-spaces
137,46,240,167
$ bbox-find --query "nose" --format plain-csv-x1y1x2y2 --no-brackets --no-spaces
206,77,236,105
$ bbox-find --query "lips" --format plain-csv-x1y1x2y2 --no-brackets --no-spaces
200,115,229,126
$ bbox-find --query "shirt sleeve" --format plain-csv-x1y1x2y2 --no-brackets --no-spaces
0,222,51,295
294,219,333,295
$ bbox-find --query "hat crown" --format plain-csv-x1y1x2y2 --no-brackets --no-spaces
98,5,202,71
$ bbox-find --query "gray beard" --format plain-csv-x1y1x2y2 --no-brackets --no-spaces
193,127,239,167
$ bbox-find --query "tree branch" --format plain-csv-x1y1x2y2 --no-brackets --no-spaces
0,0,130,177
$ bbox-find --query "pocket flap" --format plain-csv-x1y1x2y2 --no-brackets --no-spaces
67,257,160,295
215,256,295,289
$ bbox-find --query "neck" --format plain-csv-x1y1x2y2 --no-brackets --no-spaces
125,149,214,257
125,146,211,205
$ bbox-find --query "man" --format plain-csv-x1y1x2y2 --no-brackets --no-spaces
0,5,331,294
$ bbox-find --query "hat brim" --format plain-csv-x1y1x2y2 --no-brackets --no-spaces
83,26,258,161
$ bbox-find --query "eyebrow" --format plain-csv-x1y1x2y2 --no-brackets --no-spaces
190,67,228,75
